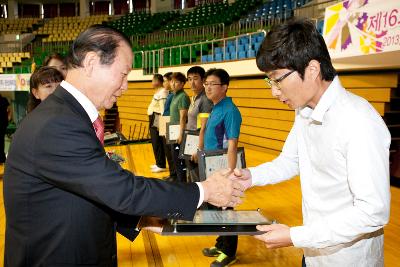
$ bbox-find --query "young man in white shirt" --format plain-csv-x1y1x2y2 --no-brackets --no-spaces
232,19,391,267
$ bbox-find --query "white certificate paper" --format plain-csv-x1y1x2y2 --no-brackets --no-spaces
168,124,181,141
204,152,243,178
183,134,199,155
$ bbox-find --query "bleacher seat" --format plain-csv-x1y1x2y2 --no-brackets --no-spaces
238,51,246,59
248,50,256,58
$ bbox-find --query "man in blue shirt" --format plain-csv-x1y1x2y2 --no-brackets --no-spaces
202,68,242,267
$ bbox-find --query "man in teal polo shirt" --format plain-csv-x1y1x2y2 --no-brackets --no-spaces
169,72,190,182
202,68,242,267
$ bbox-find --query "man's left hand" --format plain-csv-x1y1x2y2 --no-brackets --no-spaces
254,224,293,248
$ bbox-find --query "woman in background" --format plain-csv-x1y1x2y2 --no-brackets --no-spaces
44,53,67,78
27,66,64,113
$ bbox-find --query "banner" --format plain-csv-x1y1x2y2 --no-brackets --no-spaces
323,0,400,58
0,74,30,91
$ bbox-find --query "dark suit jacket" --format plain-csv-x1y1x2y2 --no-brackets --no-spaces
3,86,200,267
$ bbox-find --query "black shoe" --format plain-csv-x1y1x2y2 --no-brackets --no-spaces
202,246,221,257
210,253,237,267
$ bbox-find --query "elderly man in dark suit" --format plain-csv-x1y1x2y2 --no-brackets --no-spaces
3,25,244,267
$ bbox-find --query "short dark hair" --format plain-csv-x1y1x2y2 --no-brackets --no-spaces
204,68,230,86
153,74,163,84
171,72,186,83
163,72,172,81
187,66,205,79
28,66,64,113
44,53,65,67
66,24,132,69
256,19,336,81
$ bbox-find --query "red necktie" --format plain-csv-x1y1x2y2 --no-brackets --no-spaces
93,116,104,145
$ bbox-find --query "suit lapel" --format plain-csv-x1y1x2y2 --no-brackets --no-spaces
52,85,94,128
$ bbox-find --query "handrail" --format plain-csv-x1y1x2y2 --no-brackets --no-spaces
136,30,267,74
131,23,225,48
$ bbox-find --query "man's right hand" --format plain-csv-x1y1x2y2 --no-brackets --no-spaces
201,169,245,207
229,168,252,191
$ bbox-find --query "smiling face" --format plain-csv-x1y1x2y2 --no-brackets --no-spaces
86,41,132,110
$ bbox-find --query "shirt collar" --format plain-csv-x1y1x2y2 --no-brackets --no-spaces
299,76,342,123
61,80,99,123
214,96,230,107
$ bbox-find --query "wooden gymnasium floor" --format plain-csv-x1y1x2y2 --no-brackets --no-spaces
0,143,399,266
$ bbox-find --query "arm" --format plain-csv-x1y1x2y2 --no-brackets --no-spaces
34,115,199,220
227,138,238,170
248,122,300,186
191,116,208,162
177,109,188,144
198,116,208,150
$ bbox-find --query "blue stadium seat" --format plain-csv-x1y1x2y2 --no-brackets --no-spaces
230,52,237,60
254,42,261,53
215,47,222,54
257,35,264,43
224,53,230,60
228,45,236,53
247,50,256,58
227,40,235,47
207,55,213,62
215,53,223,62
201,55,208,63
238,51,246,59
240,36,250,45
244,43,252,51
238,44,245,52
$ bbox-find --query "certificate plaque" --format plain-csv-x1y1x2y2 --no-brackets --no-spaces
197,147,246,181
179,130,200,159
166,123,181,144
162,210,272,236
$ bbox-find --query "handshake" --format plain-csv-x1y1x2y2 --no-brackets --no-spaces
200,168,253,208
140,168,253,234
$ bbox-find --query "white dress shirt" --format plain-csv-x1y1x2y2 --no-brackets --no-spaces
60,81,205,207
249,77,391,266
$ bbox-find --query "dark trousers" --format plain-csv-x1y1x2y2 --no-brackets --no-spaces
162,136,176,178
302,255,306,267
207,204,238,257
149,126,166,168
185,159,200,182
0,130,5,163
149,115,166,168
171,143,187,183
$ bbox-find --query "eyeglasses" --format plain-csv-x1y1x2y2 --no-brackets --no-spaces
264,70,295,89
203,82,223,87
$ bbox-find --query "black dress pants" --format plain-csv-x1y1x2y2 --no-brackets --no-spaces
149,115,166,168
162,136,176,179
171,143,187,183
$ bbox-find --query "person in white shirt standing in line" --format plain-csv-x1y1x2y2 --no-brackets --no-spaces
147,74,169,173
232,19,391,267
